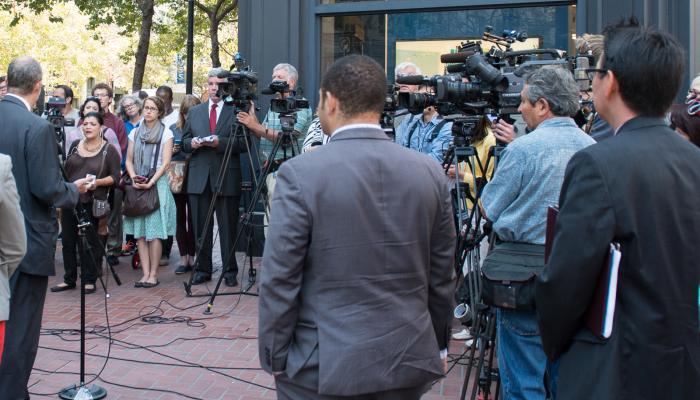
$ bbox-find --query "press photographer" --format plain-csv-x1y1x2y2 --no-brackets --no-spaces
479,65,595,399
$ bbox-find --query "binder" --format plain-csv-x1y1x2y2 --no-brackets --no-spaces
545,206,622,339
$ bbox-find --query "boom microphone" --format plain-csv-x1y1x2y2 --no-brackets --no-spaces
440,51,477,64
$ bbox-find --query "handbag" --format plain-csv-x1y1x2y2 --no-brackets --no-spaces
481,241,545,311
92,144,111,218
122,137,162,217
168,159,188,193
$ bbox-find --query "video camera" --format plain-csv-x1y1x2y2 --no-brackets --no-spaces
396,26,592,123
45,96,75,130
216,53,258,112
263,81,310,115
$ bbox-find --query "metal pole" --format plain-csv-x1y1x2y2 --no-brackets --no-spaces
186,0,195,94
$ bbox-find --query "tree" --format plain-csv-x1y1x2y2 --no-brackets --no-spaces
194,0,238,68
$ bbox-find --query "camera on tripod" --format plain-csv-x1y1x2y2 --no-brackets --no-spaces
216,53,258,112
265,81,310,115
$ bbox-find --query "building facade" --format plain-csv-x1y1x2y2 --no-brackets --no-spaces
239,0,698,112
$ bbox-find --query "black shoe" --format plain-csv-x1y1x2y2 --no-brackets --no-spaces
174,265,193,275
50,283,76,292
191,273,212,285
224,274,238,287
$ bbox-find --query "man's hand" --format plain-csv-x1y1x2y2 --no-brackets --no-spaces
236,103,264,136
447,165,465,180
73,178,90,194
191,137,203,149
492,119,516,144
205,135,219,148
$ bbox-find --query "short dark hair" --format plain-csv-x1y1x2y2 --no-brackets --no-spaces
669,103,700,148
602,17,685,117
0,76,6,83
156,85,173,99
137,90,148,100
82,111,104,126
55,84,74,101
320,55,386,117
92,82,113,98
79,97,104,119
7,56,42,95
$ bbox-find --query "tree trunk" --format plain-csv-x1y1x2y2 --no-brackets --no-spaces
132,0,155,92
209,11,221,68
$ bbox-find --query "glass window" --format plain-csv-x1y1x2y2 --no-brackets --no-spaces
320,5,575,81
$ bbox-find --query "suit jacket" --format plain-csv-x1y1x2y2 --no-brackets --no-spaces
0,155,26,320
0,95,78,276
258,126,456,396
182,101,248,196
535,117,700,400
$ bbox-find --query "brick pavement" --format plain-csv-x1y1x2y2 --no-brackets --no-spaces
30,243,485,400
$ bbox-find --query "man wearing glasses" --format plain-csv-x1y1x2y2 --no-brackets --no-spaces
536,19,700,400
92,83,127,156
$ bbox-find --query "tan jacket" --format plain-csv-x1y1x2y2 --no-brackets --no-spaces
0,154,26,320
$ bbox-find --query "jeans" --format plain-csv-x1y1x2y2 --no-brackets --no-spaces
497,308,558,400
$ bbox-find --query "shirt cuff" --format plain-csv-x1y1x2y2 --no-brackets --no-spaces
440,349,448,359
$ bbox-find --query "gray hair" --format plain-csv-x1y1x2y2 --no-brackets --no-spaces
524,65,580,117
7,56,42,95
208,67,229,79
395,61,422,78
273,63,298,83
116,94,143,120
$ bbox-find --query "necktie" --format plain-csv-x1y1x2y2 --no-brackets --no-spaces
209,103,218,134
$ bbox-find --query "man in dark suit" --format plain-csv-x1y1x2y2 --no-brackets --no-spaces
182,67,248,286
0,56,89,399
259,55,456,399
536,19,700,400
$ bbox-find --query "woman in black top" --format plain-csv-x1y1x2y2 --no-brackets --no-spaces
51,112,120,294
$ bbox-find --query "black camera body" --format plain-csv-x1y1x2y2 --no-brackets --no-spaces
217,53,258,112
265,81,310,115
45,96,75,130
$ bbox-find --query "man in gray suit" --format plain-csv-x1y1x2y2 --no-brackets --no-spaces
182,67,248,286
259,55,456,399
0,56,89,399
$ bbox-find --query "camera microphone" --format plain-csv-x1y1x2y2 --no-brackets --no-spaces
261,87,276,95
395,75,425,85
440,50,477,64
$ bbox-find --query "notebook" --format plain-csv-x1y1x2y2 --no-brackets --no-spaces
546,206,622,339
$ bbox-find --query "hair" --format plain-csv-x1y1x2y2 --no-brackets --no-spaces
156,85,173,99
575,34,604,62
602,17,685,117
177,94,201,129
208,67,229,79
394,61,422,77
91,82,113,98
320,55,386,118
79,97,104,119
0,76,6,83
524,65,580,117
82,111,104,126
136,90,148,100
272,63,299,84
54,84,74,101
7,56,42,95
669,103,700,147
116,94,142,121
144,95,165,119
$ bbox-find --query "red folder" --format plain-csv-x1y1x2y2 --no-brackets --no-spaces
545,206,621,339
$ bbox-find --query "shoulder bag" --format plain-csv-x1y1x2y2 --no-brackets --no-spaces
122,138,162,217
481,241,545,311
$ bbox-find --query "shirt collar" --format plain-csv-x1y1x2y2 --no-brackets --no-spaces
6,93,32,111
331,123,382,137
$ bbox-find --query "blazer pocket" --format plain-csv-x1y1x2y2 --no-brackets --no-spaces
286,321,319,379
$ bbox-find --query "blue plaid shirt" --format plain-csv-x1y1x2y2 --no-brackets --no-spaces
259,108,313,161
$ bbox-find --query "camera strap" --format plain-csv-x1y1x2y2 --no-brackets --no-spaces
406,117,449,149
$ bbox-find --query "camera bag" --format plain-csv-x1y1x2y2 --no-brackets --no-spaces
481,241,545,311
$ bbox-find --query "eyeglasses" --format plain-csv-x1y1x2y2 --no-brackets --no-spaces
123,103,136,109
585,68,609,81
143,106,159,112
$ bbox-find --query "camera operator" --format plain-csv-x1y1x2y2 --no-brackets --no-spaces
49,85,80,122
0,56,90,398
393,61,422,129
536,19,700,400
182,68,248,287
480,65,595,400
394,87,453,164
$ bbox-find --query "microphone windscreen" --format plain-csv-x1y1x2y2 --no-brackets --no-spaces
395,75,425,85
261,88,276,95
440,51,476,64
